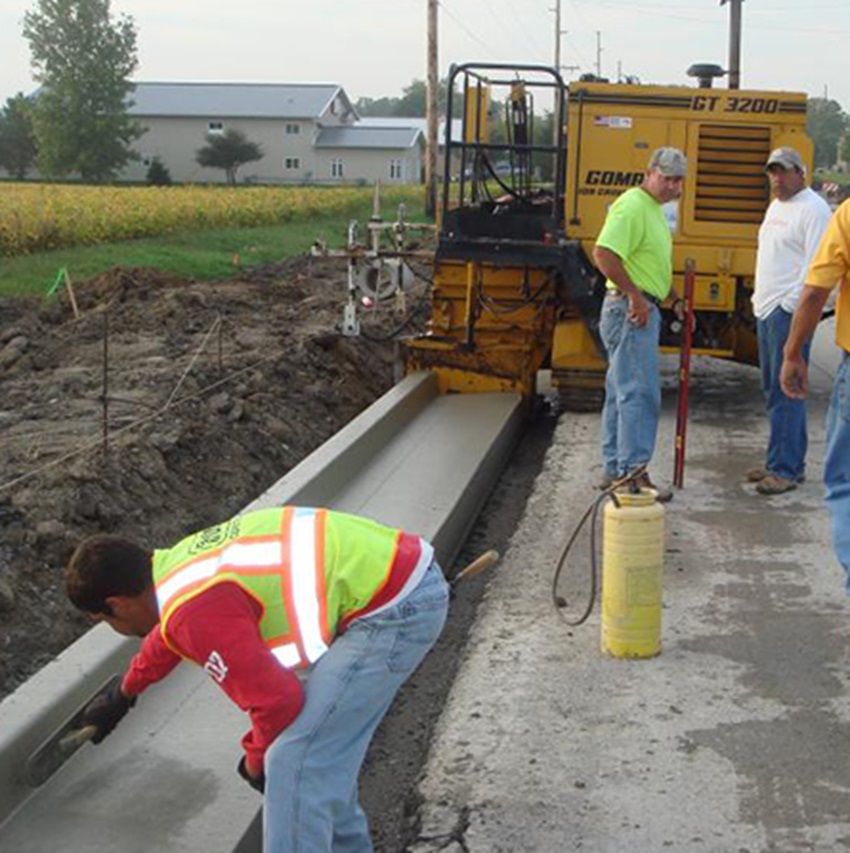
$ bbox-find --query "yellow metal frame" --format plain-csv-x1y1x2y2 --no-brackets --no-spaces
407,76,810,398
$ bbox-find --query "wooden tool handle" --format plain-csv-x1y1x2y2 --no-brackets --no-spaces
58,725,99,754
453,549,499,584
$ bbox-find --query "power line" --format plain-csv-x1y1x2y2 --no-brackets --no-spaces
438,0,501,58
491,0,549,56
567,0,850,32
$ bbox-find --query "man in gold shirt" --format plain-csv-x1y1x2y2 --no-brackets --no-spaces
781,200,850,583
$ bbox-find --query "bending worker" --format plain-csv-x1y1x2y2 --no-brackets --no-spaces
593,146,688,502
64,505,449,853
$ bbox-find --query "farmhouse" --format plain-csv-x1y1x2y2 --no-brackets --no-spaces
124,81,425,185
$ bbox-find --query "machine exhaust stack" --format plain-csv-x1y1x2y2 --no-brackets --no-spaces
721,0,744,89
686,63,726,89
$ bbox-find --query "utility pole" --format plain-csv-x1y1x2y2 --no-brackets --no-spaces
596,31,603,78
720,0,744,89
551,0,563,152
552,0,562,72
425,0,439,219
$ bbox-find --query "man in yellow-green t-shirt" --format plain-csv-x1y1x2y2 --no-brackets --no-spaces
592,147,687,502
781,200,850,584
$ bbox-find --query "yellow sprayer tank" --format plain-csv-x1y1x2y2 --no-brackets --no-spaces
601,489,665,658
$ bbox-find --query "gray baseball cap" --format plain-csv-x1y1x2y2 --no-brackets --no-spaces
765,146,805,172
647,147,688,178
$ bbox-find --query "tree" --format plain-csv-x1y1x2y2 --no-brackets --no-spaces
146,156,172,186
23,0,141,181
807,97,848,169
356,78,457,117
195,129,264,185
0,94,38,179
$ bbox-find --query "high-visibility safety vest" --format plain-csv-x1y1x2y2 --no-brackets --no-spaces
152,507,433,670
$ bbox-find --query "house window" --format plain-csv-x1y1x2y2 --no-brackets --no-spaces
285,123,301,135
331,159,344,178
285,157,301,170
208,121,224,135
389,159,403,180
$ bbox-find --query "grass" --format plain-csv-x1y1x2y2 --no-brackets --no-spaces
0,195,429,298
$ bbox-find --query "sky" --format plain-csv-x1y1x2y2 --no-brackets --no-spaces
2,0,850,111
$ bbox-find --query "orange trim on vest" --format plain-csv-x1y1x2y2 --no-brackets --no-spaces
160,577,270,659
314,509,331,646
160,565,288,619
278,506,308,667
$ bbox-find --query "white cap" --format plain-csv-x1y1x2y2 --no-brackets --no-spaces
765,146,805,172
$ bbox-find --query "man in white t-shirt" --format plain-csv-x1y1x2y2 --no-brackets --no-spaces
749,146,832,495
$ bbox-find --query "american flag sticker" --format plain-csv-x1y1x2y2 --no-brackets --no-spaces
593,116,633,129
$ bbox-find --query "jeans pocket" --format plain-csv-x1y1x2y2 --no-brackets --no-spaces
600,301,625,353
386,591,448,674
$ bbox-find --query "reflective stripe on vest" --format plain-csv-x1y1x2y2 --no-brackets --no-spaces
155,508,330,669
156,540,282,609
289,508,329,664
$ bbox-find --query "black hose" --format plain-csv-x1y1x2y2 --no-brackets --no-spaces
551,468,645,626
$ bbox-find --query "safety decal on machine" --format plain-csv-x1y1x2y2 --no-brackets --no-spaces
593,116,633,129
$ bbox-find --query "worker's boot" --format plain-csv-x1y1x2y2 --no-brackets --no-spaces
747,467,804,485
631,472,673,504
755,474,798,495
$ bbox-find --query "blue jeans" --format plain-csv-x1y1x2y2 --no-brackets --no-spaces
600,293,662,477
757,307,811,481
263,561,449,853
826,353,850,589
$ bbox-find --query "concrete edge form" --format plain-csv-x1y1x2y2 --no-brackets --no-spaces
428,397,525,565
247,371,439,510
0,371,525,852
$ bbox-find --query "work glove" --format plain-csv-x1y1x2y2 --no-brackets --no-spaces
237,756,266,794
82,681,136,744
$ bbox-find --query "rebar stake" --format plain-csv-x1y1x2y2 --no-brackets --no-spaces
101,309,109,455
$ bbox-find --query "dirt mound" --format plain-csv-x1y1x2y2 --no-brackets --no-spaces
0,257,413,698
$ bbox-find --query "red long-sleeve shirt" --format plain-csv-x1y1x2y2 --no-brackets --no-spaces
121,582,304,775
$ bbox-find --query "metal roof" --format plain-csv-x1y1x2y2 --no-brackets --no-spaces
127,82,356,120
314,125,424,150
358,117,463,142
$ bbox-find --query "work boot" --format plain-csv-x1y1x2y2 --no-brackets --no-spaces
755,474,797,495
598,471,616,490
746,467,804,484
629,472,674,504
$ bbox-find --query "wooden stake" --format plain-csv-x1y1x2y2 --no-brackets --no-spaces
65,271,80,320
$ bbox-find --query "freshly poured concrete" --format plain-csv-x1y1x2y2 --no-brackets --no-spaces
0,371,524,852
412,323,849,853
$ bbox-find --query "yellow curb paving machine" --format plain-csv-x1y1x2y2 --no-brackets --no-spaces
403,61,812,408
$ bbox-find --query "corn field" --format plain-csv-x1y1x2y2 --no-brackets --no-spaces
0,183,420,257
